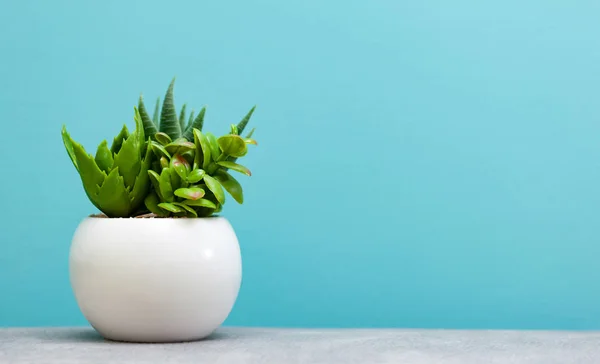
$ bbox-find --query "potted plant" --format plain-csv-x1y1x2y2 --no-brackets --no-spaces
61,79,257,343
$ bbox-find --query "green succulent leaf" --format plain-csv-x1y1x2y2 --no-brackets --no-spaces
148,170,162,199
182,107,206,141
205,132,221,161
129,140,153,209
72,138,105,205
61,125,79,171
160,156,169,169
216,161,251,176
159,78,181,139
187,110,195,130
172,202,198,217
158,202,184,213
152,97,160,125
187,169,206,183
245,127,256,139
94,140,113,173
217,134,247,157
138,96,158,142
113,133,141,188
245,138,258,145
174,187,205,200
178,103,187,133
133,107,146,155
159,168,175,202
110,124,129,154
150,141,171,159
230,124,239,135
155,132,172,146
144,192,168,217
193,129,212,169
215,170,244,204
96,167,131,217
236,105,256,135
203,175,225,204
165,139,195,155
183,198,217,209
171,154,190,180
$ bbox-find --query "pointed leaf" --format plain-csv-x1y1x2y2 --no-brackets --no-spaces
178,103,187,133
159,78,181,139
129,140,153,209
144,192,168,217
182,107,206,141
187,169,206,183
96,167,131,217
158,202,184,213
245,127,256,139
203,175,225,204
215,170,244,204
159,168,174,202
216,161,251,176
150,141,171,159
72,141,106,211
138,96,158,142
152,97,160,125
205,132,220,161
245,138,258,145
94,140,113,173
193,129,211,169
171,154,190,180
183,198,217,209
113,133,141,188
61,125,79,171
174,187,205,200
133,107,145,155
217,134,247,157
230,124,239,135
236,105,255,135
187,110,195,131
155,132,172,146
110,124,129,154
172,202,198,217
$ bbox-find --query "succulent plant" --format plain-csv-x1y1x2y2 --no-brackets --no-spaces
61,78,258,218
144,125,257,217
61,109,152,217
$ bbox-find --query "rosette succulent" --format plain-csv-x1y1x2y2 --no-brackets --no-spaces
62,78,257,218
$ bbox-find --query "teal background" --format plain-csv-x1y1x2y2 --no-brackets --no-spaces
1,0,600,329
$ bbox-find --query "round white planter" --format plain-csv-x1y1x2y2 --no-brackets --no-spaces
69,216,242,343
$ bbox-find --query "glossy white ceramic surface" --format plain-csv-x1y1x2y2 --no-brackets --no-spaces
69,217,242,343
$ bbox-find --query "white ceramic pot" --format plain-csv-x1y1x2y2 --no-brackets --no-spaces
69,216,242,343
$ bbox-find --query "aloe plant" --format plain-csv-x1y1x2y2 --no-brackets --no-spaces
61,109,152,217
144,126,257,217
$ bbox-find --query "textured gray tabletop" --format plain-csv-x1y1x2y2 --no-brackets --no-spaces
1,327,599,364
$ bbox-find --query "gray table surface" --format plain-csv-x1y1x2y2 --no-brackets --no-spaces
1,327,599,364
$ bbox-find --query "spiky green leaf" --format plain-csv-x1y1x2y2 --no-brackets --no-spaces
203,175,225,204
129,140,153,209
94,140,113,173
236,105,256,135
152,97,160,125
113,134,141,188
138,96,158,142
187,110,195,131
72,139,105,207
215,170,244,204
245,127,256,139
182,107,206,141
61,125,78,171
96,167,131,217
178,104,187,133
159,78,181,139
110,124,129,154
